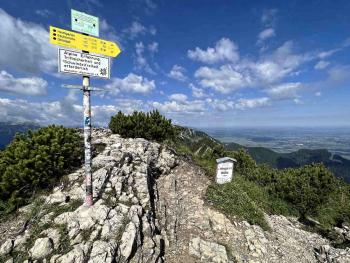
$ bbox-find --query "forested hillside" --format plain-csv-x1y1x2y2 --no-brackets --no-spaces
0,122,40,150
226,143,350,183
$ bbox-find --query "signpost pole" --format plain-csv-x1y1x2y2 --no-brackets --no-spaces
83,75,93,206
50,9,121,206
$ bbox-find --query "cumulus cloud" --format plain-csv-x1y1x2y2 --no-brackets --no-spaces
195,64,253,93
0,96,148,126
190,83,207,98
188,38,239,64
0,9,57,74
169,93,188,102
257,28,275,42
194,41,313,94
106,73,155,95
0,70,47,96
151,100,205,114
252,41,312,83
207,98,235,111
235,97,270,110
168,65,187,81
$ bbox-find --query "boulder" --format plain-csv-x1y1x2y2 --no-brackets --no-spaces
0,239,13,256
120,222,137,259
189,237,228,263
29,237,54,259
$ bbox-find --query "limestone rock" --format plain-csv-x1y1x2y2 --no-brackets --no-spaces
120,222,137,259
88,241,117,263
189,237,228,263
0,239,13,256
29,237,53,259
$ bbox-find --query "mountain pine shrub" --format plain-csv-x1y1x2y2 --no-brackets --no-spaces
0,125,83,213
109,110,177,142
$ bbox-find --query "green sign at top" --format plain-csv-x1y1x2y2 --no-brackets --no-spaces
71,9,99,37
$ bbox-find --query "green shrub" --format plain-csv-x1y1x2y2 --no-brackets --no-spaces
0,125,83,213
206,176,270,230
109,110,177,142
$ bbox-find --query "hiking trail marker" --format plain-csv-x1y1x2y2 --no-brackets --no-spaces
50,10,121,207
50,26,121,57
59,49,110,79
71,9,99,37
216,157,237,184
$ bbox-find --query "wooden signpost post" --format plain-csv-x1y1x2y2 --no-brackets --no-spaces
50,10,121,206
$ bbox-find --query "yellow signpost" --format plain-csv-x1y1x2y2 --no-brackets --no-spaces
50,26,121,57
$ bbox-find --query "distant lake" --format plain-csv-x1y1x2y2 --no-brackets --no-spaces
202,127,350,159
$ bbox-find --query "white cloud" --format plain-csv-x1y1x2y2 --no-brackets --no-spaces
144,0,158,14
151,100,205,114
188,38,239,64
318,48,340,59
100,19,122,45
0,70,47,96
0,96,148,127
257,28,275,42
315,92,322,96
169,93,188,102
148,42,159,54
190,83,207,98
134,42,155,74
106,73,155,94
35,9,52,17
194,41,313,94
168,65,187,81
235,97,270,110
195,64,253,93
314,60,330,70
0,9,57,74
253,41,312,83
266,82,302,100
208,99,235,111
123,21,156,39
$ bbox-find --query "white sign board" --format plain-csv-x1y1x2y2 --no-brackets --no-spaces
58,49,110,79
71,9,99,37
216,161,233,184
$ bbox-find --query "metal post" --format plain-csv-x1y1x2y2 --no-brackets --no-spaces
83,76,93,206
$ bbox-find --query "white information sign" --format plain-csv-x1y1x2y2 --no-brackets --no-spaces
71,9,99,37
58,49,110,79
216,161,233,184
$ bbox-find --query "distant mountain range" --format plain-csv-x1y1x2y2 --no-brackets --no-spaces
0,122,40,149
177,127,350,183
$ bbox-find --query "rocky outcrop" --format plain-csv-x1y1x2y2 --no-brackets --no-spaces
0,128,350,262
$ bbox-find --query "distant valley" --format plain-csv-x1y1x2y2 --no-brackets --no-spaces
179,127,350,183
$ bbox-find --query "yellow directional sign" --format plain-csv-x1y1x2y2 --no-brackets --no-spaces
50,26,121,58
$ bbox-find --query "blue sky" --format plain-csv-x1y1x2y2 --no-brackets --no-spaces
0,0,349,128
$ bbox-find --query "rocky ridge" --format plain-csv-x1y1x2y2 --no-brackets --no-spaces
0,128,349,263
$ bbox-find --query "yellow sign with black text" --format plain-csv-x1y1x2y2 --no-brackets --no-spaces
50,26,121,57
